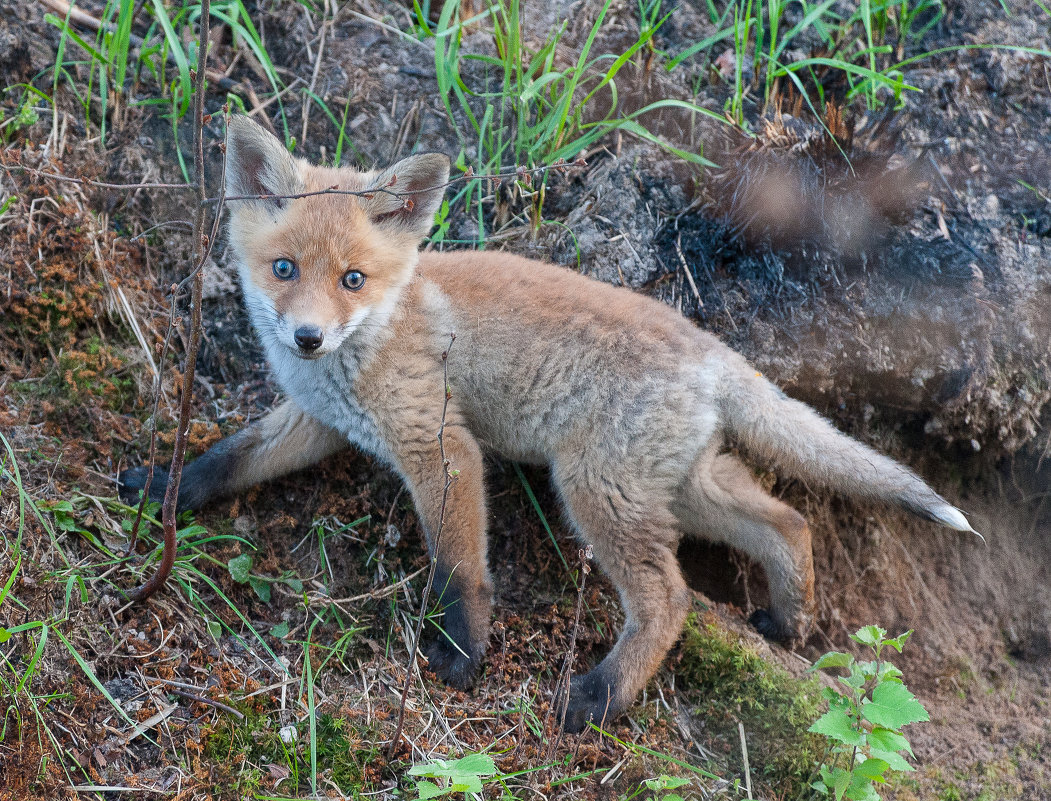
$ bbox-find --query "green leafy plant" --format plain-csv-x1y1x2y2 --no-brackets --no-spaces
226,551,304,603
0,86,45,143
623,774,692,801
408,752,498,799
807,625,929,801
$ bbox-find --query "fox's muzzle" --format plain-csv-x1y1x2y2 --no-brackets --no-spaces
294,325,324,353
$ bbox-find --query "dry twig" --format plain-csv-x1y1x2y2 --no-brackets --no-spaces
131,0,217,601
544,545,592,759
389,334,458,756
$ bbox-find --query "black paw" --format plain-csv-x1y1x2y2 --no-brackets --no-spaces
558,669,620,733
424,636,481,690
749,608,794,641
118,465,169,506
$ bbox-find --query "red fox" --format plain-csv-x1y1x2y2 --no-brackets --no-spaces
120,114,976,732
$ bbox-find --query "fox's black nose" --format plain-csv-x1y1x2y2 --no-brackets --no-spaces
294,326,324,352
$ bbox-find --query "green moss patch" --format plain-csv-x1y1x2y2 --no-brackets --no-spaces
676,613,823,796
204,707,381,799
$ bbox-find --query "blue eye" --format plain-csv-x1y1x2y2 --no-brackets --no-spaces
273,258,298,280
342,270,366,291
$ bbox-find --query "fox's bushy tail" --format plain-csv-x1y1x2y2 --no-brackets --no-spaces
720,366,976,534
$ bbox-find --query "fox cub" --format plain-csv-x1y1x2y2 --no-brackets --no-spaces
120,114,975,732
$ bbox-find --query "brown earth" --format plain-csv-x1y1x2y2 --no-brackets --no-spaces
1,0,1050,799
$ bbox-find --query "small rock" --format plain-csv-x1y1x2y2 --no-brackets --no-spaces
279,725,298,744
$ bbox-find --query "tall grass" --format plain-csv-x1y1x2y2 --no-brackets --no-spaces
44,0,295,160
668,0,945,122
421,0,724,244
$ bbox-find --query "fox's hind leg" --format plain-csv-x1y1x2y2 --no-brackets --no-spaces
674,450,815,641
119,400,349,512
553,463,692,733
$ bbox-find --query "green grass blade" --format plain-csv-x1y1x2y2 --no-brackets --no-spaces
54,627,140,730
666,25,734,70
15,622,48,693
112,0,136,92
512,463,570,576
150,0,191,116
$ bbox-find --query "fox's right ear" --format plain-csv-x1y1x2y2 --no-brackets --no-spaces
224,115,302,207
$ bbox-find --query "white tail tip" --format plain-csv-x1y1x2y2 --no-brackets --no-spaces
931,504,985,543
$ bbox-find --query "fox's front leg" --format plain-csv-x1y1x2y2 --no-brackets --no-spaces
119,400,349,512
393,420,492,689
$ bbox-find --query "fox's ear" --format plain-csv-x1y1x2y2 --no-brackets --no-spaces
361,153,450,240
224,114,302,206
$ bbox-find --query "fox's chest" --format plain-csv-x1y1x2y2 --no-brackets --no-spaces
266,346,394,467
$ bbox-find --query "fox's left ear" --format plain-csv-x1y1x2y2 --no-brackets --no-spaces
361,153,450,240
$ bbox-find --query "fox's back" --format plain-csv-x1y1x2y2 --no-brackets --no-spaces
415,251,728,463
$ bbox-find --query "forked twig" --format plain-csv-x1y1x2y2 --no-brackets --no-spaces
388,334,458,756
131,1,218,601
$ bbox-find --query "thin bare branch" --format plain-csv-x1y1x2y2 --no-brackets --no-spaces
545,545,592,758
6,159,586,209
215,159,585,206
389,333,458,756
132,0,215,602
0,165,195,192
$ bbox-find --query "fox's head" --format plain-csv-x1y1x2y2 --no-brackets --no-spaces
223,114,449,359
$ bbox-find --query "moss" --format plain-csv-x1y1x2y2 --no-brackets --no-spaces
675,613,823,796
204,706,380,799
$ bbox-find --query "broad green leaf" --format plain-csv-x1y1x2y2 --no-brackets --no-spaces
885,630,913,652
869,747,914,772
812,651,853,671
853,757,890,782
857,660,880,680
452,753,496,776
862,682,929,729
821,765,852,801
408,759,449,777
206,620,222,639
270,621,290,639
877,662,903,682
844,777,881,801
809,707,864,746
283,576,304,593
227,553,252,584
839,668,866,690
249,577,271,603
0,627,9,642
851,625,886,647
868,726,914,757
415,780,445,799
644,776,690,791
450,774,483,793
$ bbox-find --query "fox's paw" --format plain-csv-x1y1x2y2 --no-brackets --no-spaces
749,608,802,643
118,465,169,506
558,668,621,734
423,636,481,690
